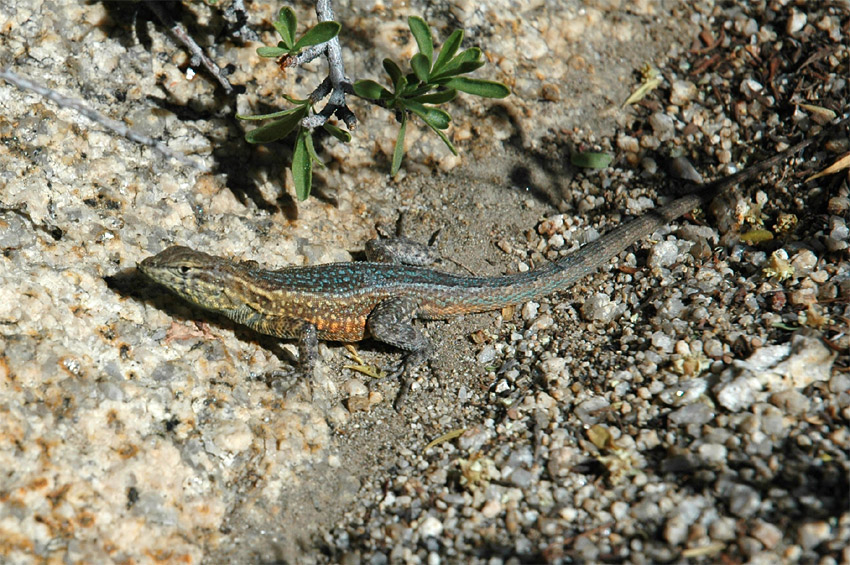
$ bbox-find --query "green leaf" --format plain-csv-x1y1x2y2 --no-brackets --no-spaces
570,151,614,169
404,100,451,129
453,47,482,65
444,77,510,98
431,47,482,79
274,7,297,48
293,21,341,51
257,46,288,58
244,109,306,143
431,29,463,75
391,113,407,176
408,16,433,63
411,88,458,104
353,80,392,100
394,74,408,98
411,53,431,83
236,105,305,121
322,122,351,142
292,128,312,201
382,58,403,91
305,130,325,168
420,116,457,155
281,94,309,105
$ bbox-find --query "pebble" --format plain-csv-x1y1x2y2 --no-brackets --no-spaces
418,516,443,538
768,390,809,415
575,397,611,425
581,293,624,323
787,9,807,35
727,484,761,518
480,499,502,519
797,521,831,550
659,378,707,406
521,301,539,320
667,156,703,183
347,395,370,413
697,443,727,465
828,196,850,214
740,78,764,98
664,516,688,545
751,520,782,549
651,331,674,352
829,216,848,240
790,249,817,275
668,403,714,426
477,345,496,365
547,447,579,478
508,468,533,488
647,240,680,269
540,83,560,101
830,372,850,394
669,79,697,106
617,133,640,153
710,516,738,541
649,112,676,138
715,375,759,412
343,378,369,397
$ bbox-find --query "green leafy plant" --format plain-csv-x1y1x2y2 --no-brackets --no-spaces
238,6,510,200
353,16,510,175
256,7,341,59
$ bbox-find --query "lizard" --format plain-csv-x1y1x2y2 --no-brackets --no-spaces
138,119,845,406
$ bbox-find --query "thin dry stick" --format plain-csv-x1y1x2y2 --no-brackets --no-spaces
0,68,210,172
144,0,234,94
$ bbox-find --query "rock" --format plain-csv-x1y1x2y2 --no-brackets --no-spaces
547,447,579,478
728,484,761,518
576,397,611,425
669,80,697,106
581,293,625,323
797,521,831,549
751,520,782,549
648,240,680,269
697,443,727,466
668,403,714,426
787,9,807,35
418,516,443,538
715,375,760,412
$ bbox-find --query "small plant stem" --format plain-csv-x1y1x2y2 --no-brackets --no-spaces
224,0,258,42
144,0,234,94
299,0,356,130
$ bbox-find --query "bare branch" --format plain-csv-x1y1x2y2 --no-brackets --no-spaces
144,0,234,94
0,68,210,172
298,0,356,131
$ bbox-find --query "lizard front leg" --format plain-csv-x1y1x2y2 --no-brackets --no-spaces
247,313,319,376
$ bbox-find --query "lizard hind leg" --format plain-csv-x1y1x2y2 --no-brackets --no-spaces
367,296,434,380
364,233,441,266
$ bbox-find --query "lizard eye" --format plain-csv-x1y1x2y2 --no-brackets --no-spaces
179,265,191,274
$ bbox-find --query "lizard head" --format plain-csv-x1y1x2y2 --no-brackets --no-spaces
139,246,245,312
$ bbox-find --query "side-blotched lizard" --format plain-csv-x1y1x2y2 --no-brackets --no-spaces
138,125,839,404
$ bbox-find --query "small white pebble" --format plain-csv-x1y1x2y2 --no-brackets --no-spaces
418,516,443,538
342,378,368,397
740,78,764,98
787,9,807,35
648,240,679,269
670,79,697,106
